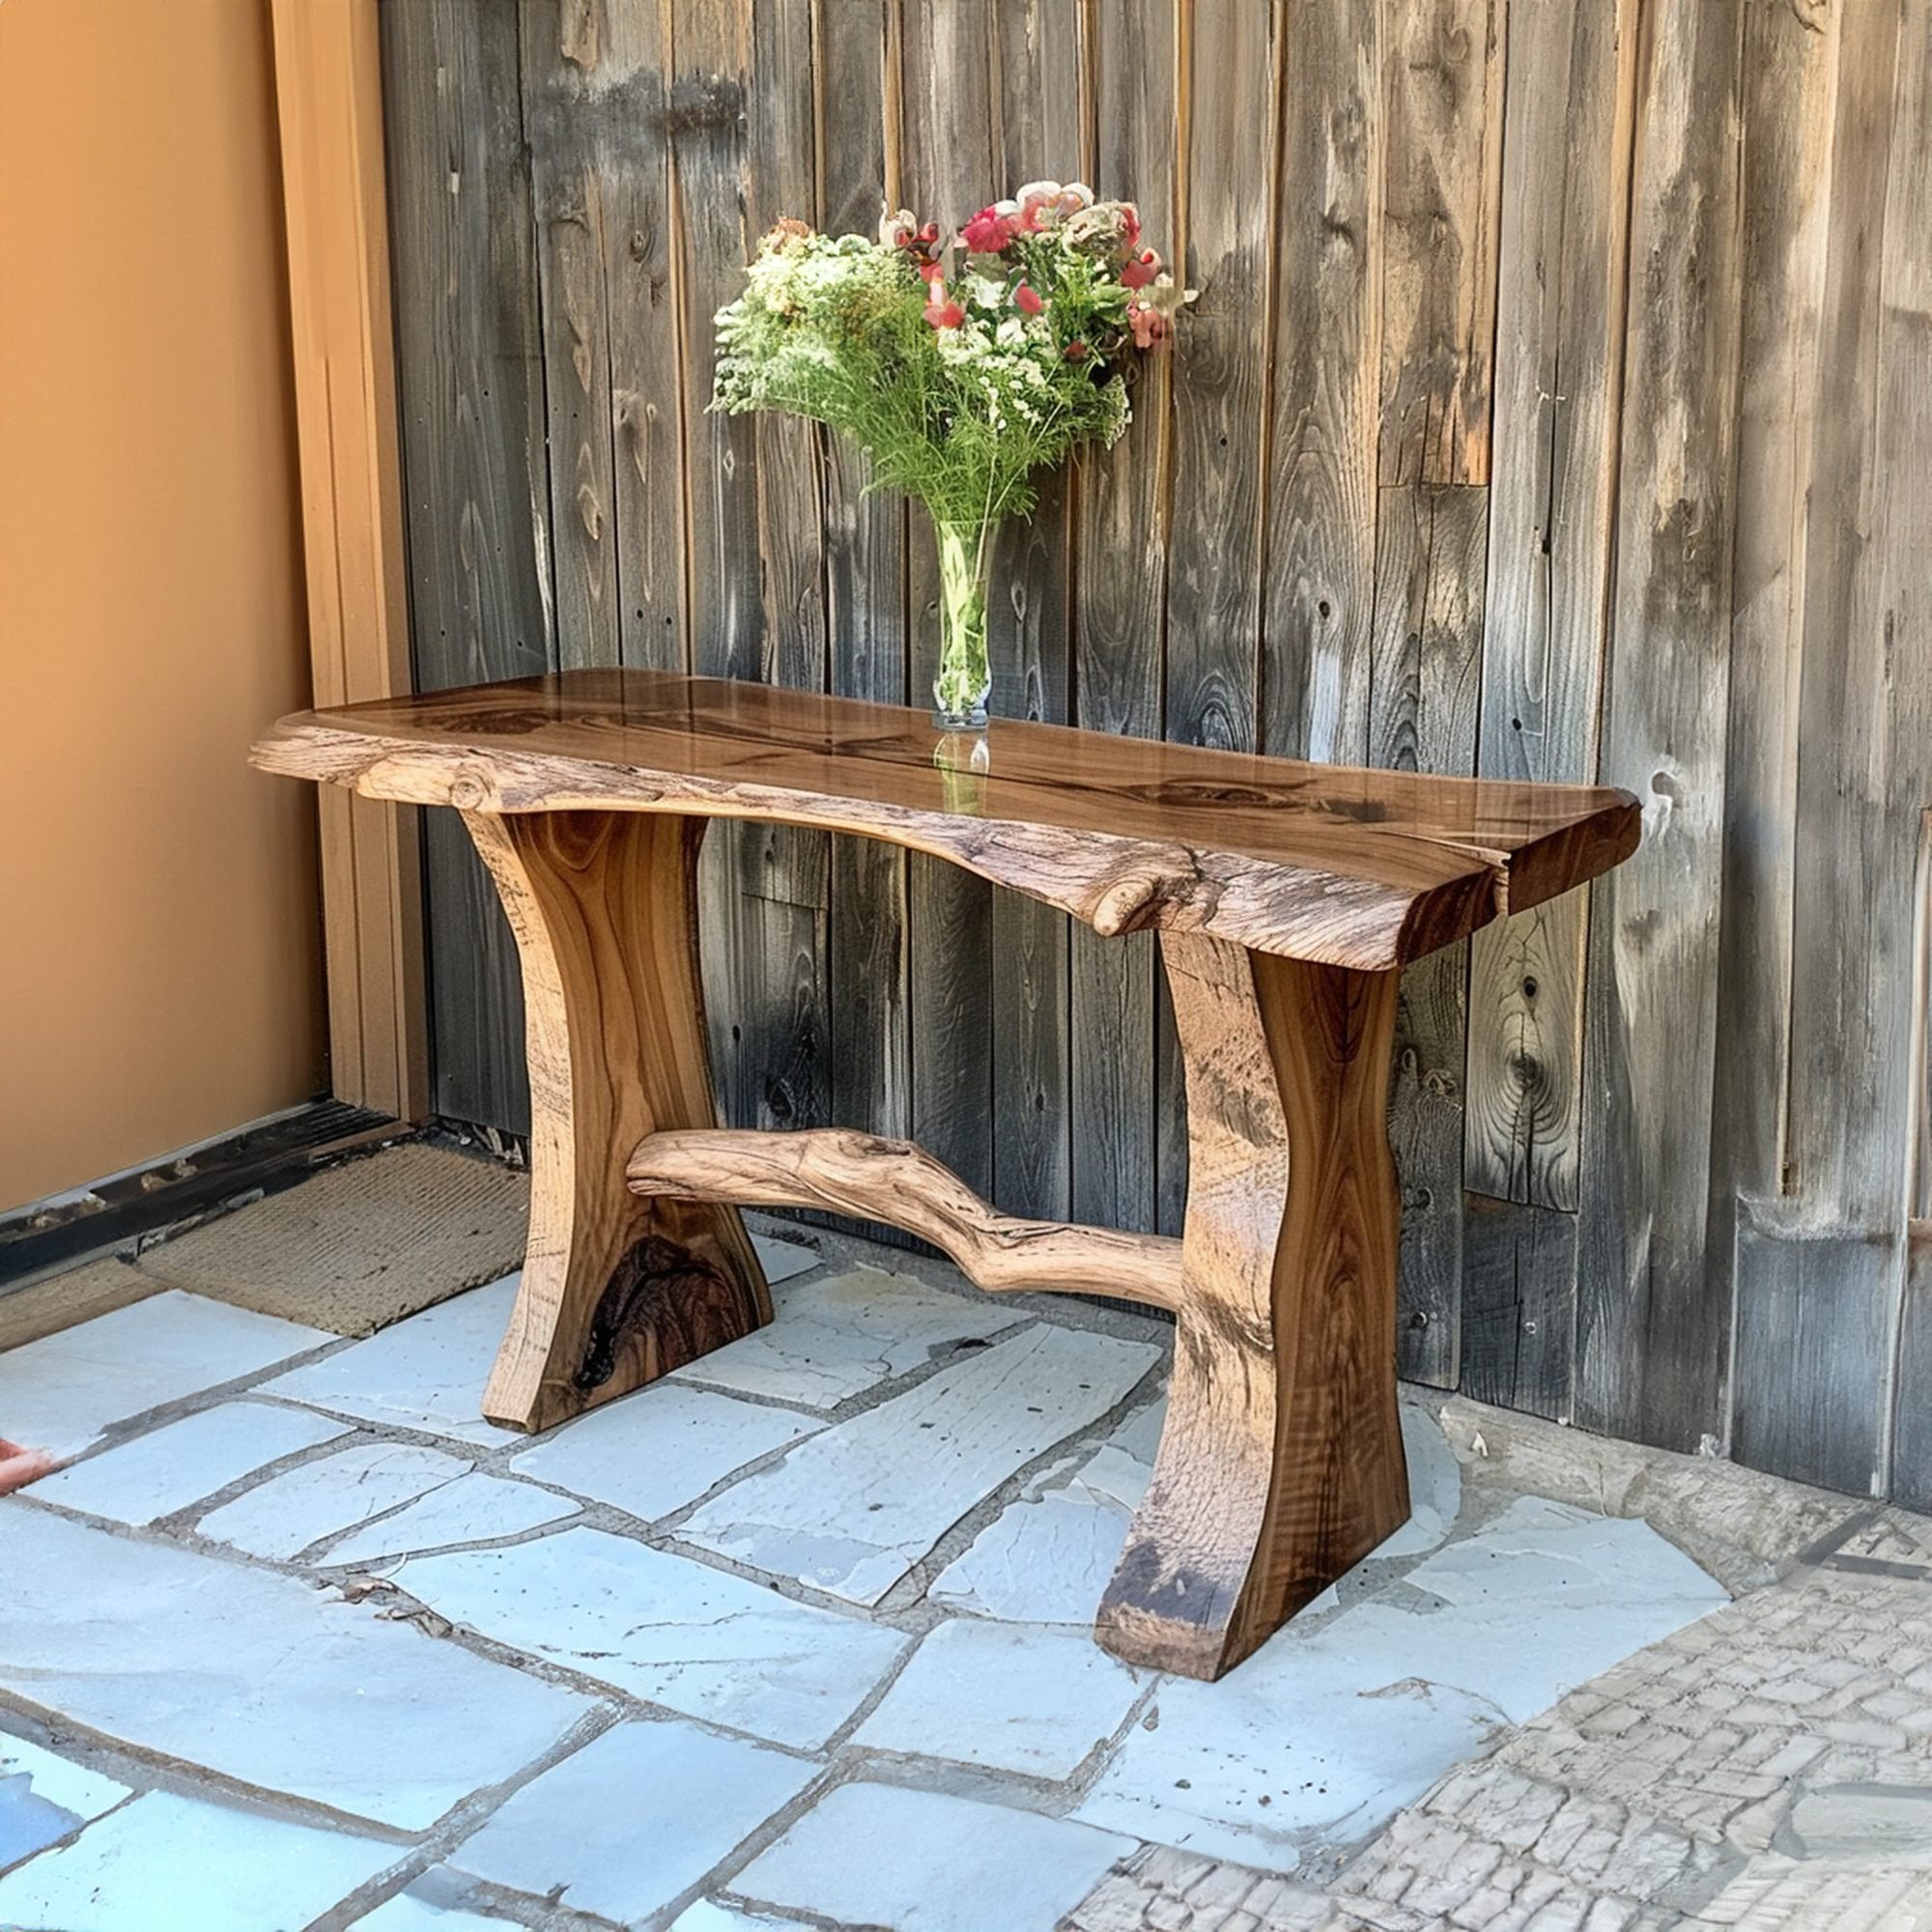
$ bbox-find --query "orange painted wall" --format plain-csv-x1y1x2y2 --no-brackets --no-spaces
0,0,326,1211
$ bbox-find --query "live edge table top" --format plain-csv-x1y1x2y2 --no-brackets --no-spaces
253,669,1638,972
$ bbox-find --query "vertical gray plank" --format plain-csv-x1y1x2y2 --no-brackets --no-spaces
674,0,833,1141
1703,0,1841,1442
819,0,911,1150
1370,486,1486,1386
899,0,998,1198
1376,0,1504,490
1164,0,1270,756
1461,1193,1578,1420
1460,0,1637,1409
1733,1206,1896,1493
519,0,619,670
1882,21,1932,1509
1576,0,1747,1453
1261,0,1379,768
987,0,1081,1222
1747,0,1928,1494
743,0,833,1133
1897,1226,1932,1510
383,0,552,1132
1371,0,1501,1387
1151,0,1277,1236
1463,0,1635,1212
606,0,689,672
1071,0,1173,1235
671,0,762,685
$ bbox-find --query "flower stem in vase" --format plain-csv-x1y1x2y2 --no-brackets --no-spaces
931,519,993,730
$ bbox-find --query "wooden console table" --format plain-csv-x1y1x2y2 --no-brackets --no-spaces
254,670,1637,1680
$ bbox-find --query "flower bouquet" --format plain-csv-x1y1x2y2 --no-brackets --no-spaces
713,181,1190,728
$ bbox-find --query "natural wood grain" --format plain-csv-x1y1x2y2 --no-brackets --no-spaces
1706,0,1839,1225
1371,484,1487,1385
628,1125,1182,1311
1376,0,1505,487
1732,1199,1896,1495
1897,1223,1932,1512
1164,0,1272,760
461,808,768,1432
383,0,551,1130
897,0,1000,1207
819,0,912,1170
270,0,428,1122
1741,0,1930,1495
987,0,1082,1227
519,0,618,670
1576,0,1747,1453
253,671,1639,972
1072,0,1175,1240
1097,935,1408,1679
1463,0,1636,1221
1460,1190,1576,1421
1263,0,1379,766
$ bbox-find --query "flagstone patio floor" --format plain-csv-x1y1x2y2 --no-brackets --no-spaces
0,1214,1919,1930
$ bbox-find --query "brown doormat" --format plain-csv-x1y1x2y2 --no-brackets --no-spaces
0,1255,159,1353
134,1143,530,1336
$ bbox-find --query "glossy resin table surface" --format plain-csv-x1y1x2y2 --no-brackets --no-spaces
253,670,1638,970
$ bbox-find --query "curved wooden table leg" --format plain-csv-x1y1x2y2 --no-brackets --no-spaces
1096,932,1408,1680
462,809,769,1434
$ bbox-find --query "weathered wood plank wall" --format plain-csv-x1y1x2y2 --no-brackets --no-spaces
381,0,1932,1500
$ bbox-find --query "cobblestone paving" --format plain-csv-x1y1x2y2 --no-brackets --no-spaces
1063,1545,1932,1932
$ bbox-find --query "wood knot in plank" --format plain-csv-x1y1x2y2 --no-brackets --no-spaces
446,763,498,810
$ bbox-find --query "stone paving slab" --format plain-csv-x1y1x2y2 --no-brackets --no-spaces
0,1730,130,1872
727,1780,1135,1931
509,1379,820,1524
1073,1617,1504,1869
352,1888,516,1932
0,1507,592,1830
26,1399,348,1525
320,1470,581,1566
670,1264,1026,1409
751,1231,829,1286
392,1526,908,1750
681,1321,1160,1605
0,1291,330,1460
448,1716,819,1923
671,1900,815,1931
930,1486,1135,1623
260,1276,524,1446
852,1617,1143,1779
197,1439,473,1560
0,1789,397,1932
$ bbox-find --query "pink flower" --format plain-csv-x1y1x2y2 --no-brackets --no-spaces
1065,338,1089,360
1128,301,1166,349
1121,203,1142,250
961,207,1014,254
1122,247,1160,291
924,296,966,329
1014,282,1043,315
918,260,945,284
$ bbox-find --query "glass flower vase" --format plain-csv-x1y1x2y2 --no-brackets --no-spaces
931,519,993,730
